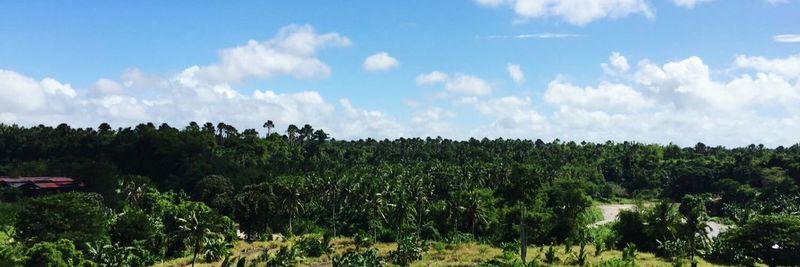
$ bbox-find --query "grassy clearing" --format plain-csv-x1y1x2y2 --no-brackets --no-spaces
152,236,727,267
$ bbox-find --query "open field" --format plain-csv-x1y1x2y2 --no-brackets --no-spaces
152,237,725,267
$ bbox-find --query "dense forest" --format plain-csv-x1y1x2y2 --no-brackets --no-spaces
1,122,799,266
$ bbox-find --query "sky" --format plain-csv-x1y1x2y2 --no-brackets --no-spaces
1,0,799,146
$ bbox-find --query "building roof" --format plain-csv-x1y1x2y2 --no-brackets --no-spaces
0,176,83,190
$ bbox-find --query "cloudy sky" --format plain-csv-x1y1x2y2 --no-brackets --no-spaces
1,1,799,146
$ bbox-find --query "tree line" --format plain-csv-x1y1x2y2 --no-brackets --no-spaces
0,122,798,266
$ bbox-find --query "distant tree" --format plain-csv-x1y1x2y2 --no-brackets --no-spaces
16,192,112,251
193,175,234,214
287,124,299,143
263,120,275,136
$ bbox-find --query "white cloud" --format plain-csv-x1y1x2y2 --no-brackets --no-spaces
672,0,712,9
363,52,399,72
544,80,653,113
410,107,457,137
774,34,800,43
186,24,350,84
473,96,546,130
445,74,493,96
734,54,800,78
507,63,525,83
601,52,630,74
476,0,653,26
417,71,493,96
416,71,450,85
0,70,47,112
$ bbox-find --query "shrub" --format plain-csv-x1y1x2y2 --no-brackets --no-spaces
202,233,231,262
622,243,637,263
390,234,423,266
594,258,635,267
264,245,300,267
333,248,383,267
26,239,89,267
708,214,800,266
295,235,331,257
544,244,558,264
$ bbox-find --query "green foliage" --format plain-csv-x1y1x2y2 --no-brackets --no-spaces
709,214,800,266
333,248,383,267
295,235,331,257
85,241,158,267
16,192,112,250
193,175,234,215
679,195,709,261
6,122,800,266
263,245,300,267
594,258,635,267
390,234,423,266
0,227,25,266
544,244,558,264
621,243,637,263
202,233,231,262
25,239,89,267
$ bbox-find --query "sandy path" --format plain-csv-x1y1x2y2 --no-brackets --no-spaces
590,203,729,239
591,204,636,227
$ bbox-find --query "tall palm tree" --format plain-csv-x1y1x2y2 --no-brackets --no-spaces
177,203,216,267
263,120,274,137
286,124,299,143
300,124,314,144
680,195,709,264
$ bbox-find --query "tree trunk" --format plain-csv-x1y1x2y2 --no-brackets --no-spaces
471,211,476,236
289,213,294,236
192,236,200,267
332,203,337,237
520,205,527,266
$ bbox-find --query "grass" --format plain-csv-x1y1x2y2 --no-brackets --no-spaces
152,237,728,267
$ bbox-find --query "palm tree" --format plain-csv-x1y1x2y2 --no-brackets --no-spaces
286,124,299,143
177,203,216,267
263,120,274,137
299,124,314,143
276,176,306,235
680,195,709,265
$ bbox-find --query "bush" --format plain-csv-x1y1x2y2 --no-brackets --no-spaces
708,214,800,266
390,234,423,266
333,248,383,267
202,233,231,262
26,239,90,267
264,245,300,267
295,235,331,257
85,241,159,267
594,258,635,267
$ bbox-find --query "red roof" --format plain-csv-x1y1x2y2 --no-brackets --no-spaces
0,176,83,190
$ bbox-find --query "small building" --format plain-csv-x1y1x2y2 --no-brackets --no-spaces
0,176,85,195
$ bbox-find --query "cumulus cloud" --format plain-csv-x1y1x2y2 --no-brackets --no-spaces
507,63,525,83
734,54,800,78
187,24,350,84
544,80,653,113
672,0,712,9
601,52,630,74
363,52,399,72
416,71,450,85
475,0,653,26
445,74,493,96
417,71,493,96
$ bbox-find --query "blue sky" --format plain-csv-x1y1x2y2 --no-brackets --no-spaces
1,0,799,146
